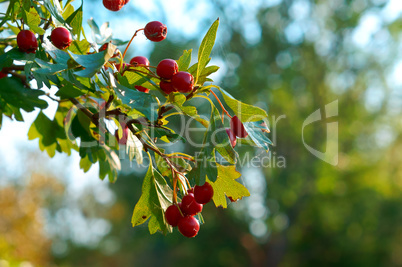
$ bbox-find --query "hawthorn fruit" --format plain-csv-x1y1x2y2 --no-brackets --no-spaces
156,59,178,79
17,30,38,54
144,21,167,42
103,0,125,11
181,193,203,216
226,128,237,148
230,115,248,138
194,182,214,204
178,216,200,238
171,71,194,93
165,204,183,227
160,81,176,94
51,27,72,50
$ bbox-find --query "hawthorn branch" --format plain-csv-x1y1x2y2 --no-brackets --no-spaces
2,65,25,72
122,28,144,60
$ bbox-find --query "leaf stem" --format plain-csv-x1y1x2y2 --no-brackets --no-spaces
210,89,231,118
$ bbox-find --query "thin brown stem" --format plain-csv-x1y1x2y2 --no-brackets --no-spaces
69,98,97,125
2,65,25,71
122,28,144,61
210,89,231,118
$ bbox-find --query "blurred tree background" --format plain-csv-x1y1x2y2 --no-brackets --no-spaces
1,0,402,266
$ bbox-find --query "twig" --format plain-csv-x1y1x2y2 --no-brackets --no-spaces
122,28,144,61
210,89,231,117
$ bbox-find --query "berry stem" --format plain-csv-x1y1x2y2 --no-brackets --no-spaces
117,50,124,73
122,28,144,61
210,89,231,118
128,68,160,79
171,166,178,204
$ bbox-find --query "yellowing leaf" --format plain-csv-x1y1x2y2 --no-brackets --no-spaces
209,164,250,208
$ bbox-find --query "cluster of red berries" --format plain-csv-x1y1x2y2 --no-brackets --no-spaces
157,59,194,94
225,115,249,148
165,182,214,238
103,0,130,12
17,27,72,54
105,21,193,95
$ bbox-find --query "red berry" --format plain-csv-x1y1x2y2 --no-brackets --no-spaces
160,81,176,94
178,216,200,238
135,85,149,93
0,72,7,79
171,71,194,93
156,59,178,79
130,56,150,66
181,193,203,216
194,182,214,204
99,43,108,52
187,188,194,194
103,0,125,11
115,62,129,73
124,0,130,4
165,204,183,227
51,27,72,50
230,116,248,138
100,43,119,57
144,21,167,42
17,30,38,54
226,128,237,148
115,124,130,145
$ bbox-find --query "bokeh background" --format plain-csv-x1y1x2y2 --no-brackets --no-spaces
1,0,402,266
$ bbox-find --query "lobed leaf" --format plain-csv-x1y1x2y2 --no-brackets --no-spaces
218,87,268,122
209,164,250,208
132,165,173,235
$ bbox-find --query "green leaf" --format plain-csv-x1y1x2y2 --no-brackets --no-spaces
43,0,66,25
171,93,209,127
55,80,87,99
114,82,159,120
68,43,116,77
33,58,68,75
218,87,268,122
87,18,100,36
28,111,66,158
42,40,71,65
99,147,121,183
207,107,237,164
66,2,83,39
0,47,35,69
188,106,237,185
126,132,143,164
176,49,192,71
68,39,90,55
131,165,173,235
151,127,185,143
0,77,48,113
209,164,250,208
118,68,160,92
25,7,45,34
196,19,219,84
243,121,272,152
